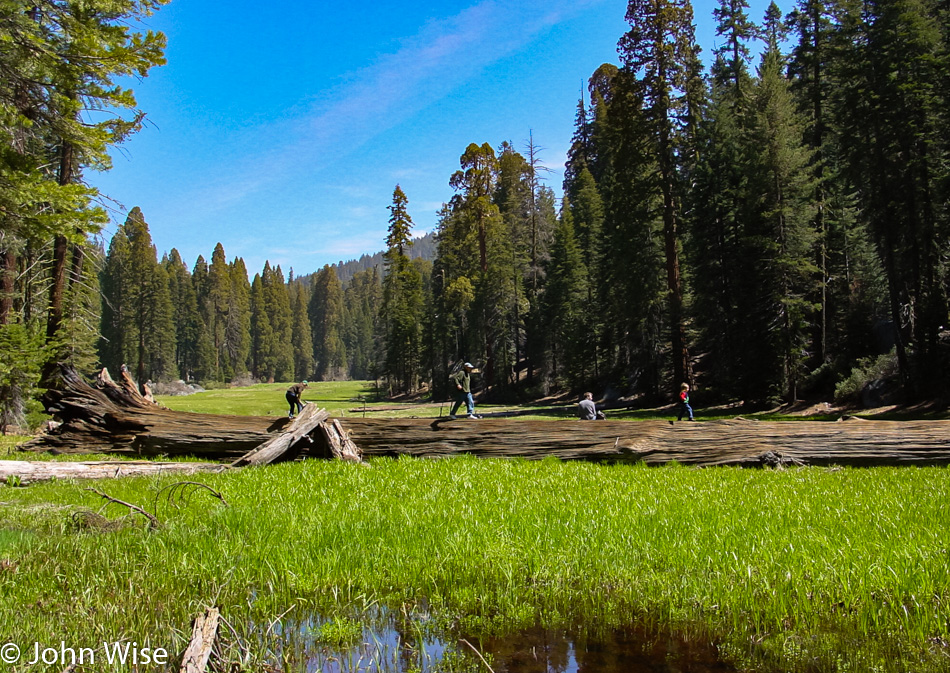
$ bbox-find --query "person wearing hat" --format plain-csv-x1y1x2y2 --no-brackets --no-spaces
286,380,308,418
448,362,479,419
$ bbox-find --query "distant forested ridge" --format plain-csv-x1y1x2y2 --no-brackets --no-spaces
326,232,436,286
2,0,948,429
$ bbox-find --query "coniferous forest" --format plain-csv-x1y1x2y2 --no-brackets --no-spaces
1,0,948,430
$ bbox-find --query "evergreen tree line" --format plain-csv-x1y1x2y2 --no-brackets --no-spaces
329,232,435,286
0,0,167,430
98,206,386,386
392,0,950,405
3,0,949,427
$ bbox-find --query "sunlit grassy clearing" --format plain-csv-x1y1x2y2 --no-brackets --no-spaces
0,458,947,671
156,380,381,416
0,435,29,455
157,380,538,419
72,375,912,423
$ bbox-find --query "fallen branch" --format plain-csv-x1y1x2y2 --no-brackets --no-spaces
0,460,226,484
153,481,228,515
180,607,219,673
85,487,161,530
214,613,250,669
265,604,298,639
460,639,496,673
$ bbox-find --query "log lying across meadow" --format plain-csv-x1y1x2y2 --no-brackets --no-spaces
342,416,950,467
19,366,282,460
0,460,227,484
19,366,360,464
18,367,950,468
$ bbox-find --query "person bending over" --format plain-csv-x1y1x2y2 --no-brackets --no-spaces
286,380,308,418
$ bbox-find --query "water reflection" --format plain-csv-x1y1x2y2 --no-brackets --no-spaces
479,625,737,673
273,612,737,673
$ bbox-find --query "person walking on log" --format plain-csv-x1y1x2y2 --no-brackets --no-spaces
676,382,694,421
578,392,598,420
286,380,308,418
448,363,479,419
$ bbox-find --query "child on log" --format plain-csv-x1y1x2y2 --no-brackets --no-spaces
676,382,694,421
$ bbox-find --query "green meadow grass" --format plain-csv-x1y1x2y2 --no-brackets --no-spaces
0,458,948,671
156,380,382,417
3,383,949,670
0,435,28,455
156,380,542,420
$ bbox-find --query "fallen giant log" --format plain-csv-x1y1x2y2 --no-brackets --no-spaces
19,367,346,463
339,416,950,467
19,367,950,468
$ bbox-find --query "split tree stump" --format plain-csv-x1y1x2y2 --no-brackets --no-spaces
20,366,355,465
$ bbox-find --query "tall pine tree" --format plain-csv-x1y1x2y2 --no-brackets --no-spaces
309,265,347,380
99,207,175,383
381,186,424,393
619,0,704,390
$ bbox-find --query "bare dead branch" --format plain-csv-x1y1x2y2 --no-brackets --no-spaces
85,486,161,530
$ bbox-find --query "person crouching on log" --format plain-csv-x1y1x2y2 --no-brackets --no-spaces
578,392,597,420
448,363,479,419
578,392,607,420
286,380,308,418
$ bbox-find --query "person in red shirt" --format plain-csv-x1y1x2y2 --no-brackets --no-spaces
677,382,694,421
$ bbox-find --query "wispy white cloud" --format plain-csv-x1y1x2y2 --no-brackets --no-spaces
345,205,375,221
249,228,386,272
171,0,611,271
293,0,604,163
213,0,608,196
321,231,390,260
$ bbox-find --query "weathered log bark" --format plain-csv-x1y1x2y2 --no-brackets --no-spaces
21,367,950,468
26,367,348,464
231,405,329,467
22,366,290,458
0,461,226,484
317,418,362,462
99,366,159,406
180,607,219,673
334,416,950,467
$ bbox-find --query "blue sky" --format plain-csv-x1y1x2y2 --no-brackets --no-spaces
90,0,776,278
